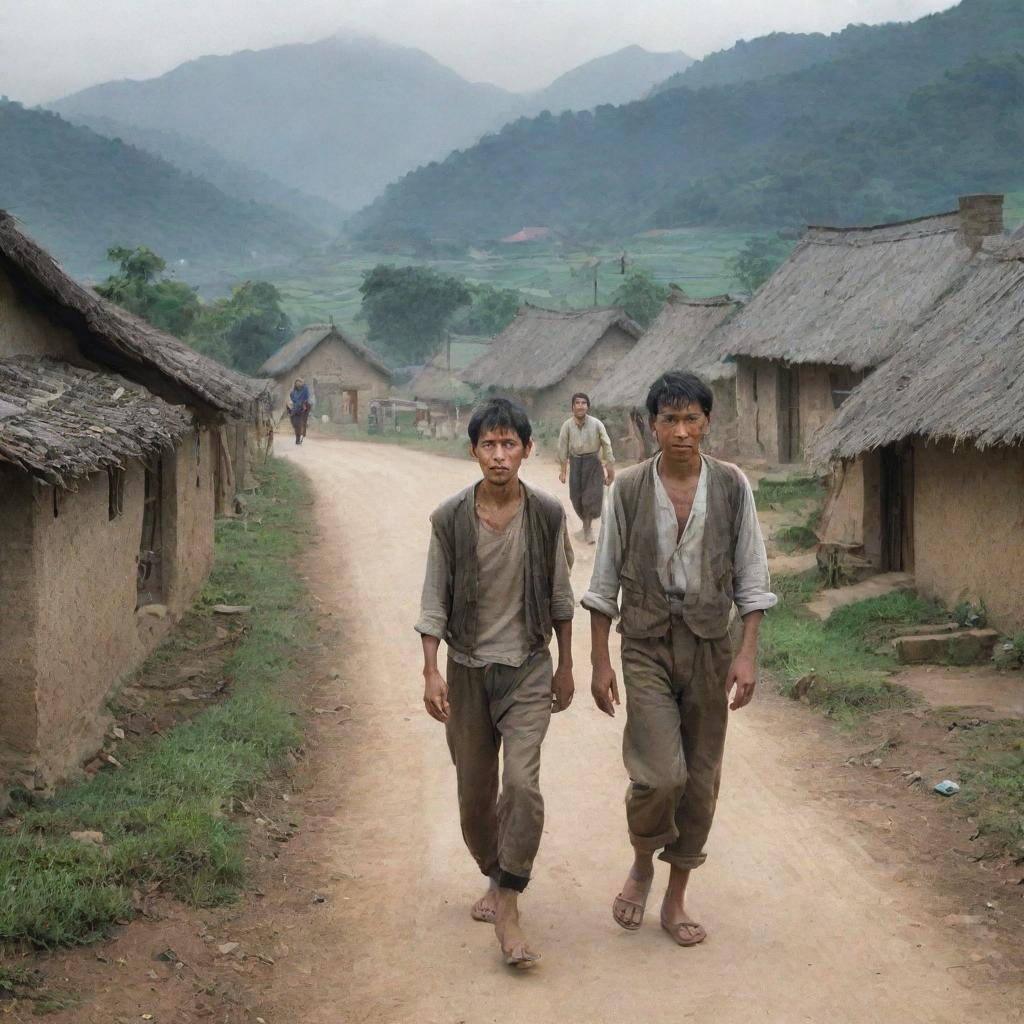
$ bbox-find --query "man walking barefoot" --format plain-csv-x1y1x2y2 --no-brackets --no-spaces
558,393,615,544
582,372,776,947
417,397,576,968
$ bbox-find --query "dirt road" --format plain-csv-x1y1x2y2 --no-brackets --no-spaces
267,437,1019,1024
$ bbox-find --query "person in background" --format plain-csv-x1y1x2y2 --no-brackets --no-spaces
287,377,312,445
557,392,614,544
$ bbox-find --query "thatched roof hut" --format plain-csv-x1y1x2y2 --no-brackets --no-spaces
405,338,490,406
0,212,270,420
812,237,1024,462
0,357,191,488
715,212,972,371
592,292,738,411
462,305,641,391
260,324,391,380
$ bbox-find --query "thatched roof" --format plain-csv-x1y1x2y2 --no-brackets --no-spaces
592,292,738,410
404,339,490,404
0,212,270,420
260,324,392,380
714,213,975,371
461,305,641,390
812,239,1024,462
0,357,192,488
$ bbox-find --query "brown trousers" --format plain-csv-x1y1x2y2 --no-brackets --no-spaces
445,650,552,892
621,614,731,870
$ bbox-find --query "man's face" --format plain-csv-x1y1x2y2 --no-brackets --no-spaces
472,427,531,485
650,401,710,461
572,397,589,420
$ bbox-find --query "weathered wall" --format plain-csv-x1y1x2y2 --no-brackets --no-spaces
0,268,79,359
818,452,884,565
796,364,835,460
913,440,1024,633
736,357,782,462
163,428,216,614
30,462,152,788
531,327,637,428
274,339,390,425
0,467,42,789
706,376,738,457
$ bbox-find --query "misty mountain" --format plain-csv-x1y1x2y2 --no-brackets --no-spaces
52,35,521,212
0,101,320,277
350,0,1024,241
528,45,692,112
56,113,347,231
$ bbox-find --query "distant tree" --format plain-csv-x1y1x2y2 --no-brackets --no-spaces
95,245,200,337
452,284,521,336
189,281,291,374
359,264,472,363
726,236,792,294
612,269,669,329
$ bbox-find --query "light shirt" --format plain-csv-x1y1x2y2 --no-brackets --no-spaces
416,500,575,668
557,414,614,466
581,454,777,620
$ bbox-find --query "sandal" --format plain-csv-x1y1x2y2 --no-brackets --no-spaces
612,876,654,931
660,914,707,947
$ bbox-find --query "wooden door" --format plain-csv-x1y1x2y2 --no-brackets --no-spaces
881,442,915,572
778,365,801,463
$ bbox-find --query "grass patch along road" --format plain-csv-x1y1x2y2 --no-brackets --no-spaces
0,458,313,951
763,574,945,727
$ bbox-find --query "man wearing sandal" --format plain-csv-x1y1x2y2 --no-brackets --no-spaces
417,397,576,968
582,372,776,947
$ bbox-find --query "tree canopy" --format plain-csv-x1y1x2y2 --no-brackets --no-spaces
726,237,793,294
611,270,669,329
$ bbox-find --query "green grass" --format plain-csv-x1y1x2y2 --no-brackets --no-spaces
764,578,943,727
956,720,1024,850
754,475,823,510
0,458,312,950
265,228,755,334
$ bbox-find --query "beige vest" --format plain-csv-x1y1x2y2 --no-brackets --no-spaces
612,455,744,640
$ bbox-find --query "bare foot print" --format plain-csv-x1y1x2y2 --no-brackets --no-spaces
471,884,497,923
612,865,654,930
660,899,707,947
495,891,540,969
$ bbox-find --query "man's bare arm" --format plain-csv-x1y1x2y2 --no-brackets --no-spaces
589,610,620,717
551,619,575,713
725,610,763,711
421,634,450,723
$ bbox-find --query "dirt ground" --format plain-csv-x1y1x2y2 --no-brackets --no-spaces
20,435,1024,1024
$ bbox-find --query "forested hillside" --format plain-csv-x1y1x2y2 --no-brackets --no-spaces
352,0,1024,240
0,102,320,276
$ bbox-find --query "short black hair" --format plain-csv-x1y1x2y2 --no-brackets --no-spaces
468,397,533,448
646,372,714,418
571,392,591,408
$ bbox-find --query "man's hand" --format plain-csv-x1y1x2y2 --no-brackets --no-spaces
604,464,616,485
551,662,575,713
591,664,620,717
558,466,567,484
423,667,450,723
725,651,757,710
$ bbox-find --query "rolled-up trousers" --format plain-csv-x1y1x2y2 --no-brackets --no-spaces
445,649,552,892
621,612,731,870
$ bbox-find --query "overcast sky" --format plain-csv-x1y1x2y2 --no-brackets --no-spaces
2,0,955,105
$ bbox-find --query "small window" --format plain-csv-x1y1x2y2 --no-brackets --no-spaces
108,467,126,520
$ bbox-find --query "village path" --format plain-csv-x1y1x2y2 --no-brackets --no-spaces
265,436,1019,1024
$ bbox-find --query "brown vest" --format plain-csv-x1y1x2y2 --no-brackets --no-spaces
430,481,568,657
612,455,744,640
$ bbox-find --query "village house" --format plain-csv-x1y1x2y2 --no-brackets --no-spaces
715,195,1005,463
402,336,489,438
811,232,1024,633
0,211,269,799
260,322,391,427
591,289,739,458
461,304,641,429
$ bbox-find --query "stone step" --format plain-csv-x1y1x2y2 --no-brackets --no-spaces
805,572,915,621
894,629,1000,666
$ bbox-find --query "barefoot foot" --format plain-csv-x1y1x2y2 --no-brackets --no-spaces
495,889,540,969
471,881,498,923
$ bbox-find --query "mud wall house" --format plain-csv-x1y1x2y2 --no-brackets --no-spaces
460,305,641,430
811,233,1024,633
0,211,270,798
590,291,740,459
260,324,392,427
402,337,490,438
715,196,1005,464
